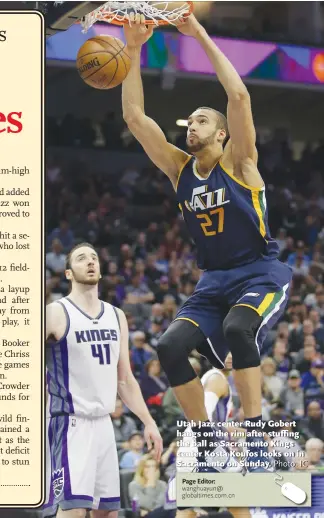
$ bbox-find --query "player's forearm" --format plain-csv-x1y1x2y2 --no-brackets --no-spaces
118,376,155,426
195,28,248,100
122,46,145,121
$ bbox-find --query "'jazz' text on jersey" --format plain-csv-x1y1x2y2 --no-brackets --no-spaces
187,185,230,212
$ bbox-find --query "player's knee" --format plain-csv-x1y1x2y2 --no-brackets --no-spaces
223,306,262,370
57,508,87,518
157,321,198,387
157,330,185,367
92,511,118,518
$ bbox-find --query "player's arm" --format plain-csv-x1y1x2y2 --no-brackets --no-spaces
116,307,163,460
176,15,263,188
46,302,66,341
122,18,189,188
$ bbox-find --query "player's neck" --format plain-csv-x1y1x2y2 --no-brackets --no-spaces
194,146,223,177
68,284,100,311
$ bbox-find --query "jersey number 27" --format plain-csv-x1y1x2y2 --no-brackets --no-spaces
197,207,224,236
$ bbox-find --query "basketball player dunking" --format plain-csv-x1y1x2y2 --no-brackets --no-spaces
122,14,292,473
44,243,162,518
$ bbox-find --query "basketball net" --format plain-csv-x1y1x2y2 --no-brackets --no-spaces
80,1,193,32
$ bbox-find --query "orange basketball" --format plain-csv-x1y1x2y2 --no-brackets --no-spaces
76,35,131,89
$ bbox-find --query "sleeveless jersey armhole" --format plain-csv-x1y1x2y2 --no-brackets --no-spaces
50,300,70,344
175,155,193,192
112,306,121,331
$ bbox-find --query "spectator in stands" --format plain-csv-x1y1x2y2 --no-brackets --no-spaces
279,369,304,417
47,219,74,252
120,432,145,469
125,273,155,305
154,277,172,304
111,398,138,452
309,309,324,352
314,286,324,320
287,241,311,276
271,340,291,379
300,402,324,442
294,337,319,373
130,331,152,379
140,358,168,407
261,357,284,400
46,238,66,276
290,318,315,352
145,254,162,286
301,359,324,391
162,295,177,324
305,438,324,470
160,439,178,480
128,454,167,515
147,316,164,350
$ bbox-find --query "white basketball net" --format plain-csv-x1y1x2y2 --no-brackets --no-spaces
80,1,191,32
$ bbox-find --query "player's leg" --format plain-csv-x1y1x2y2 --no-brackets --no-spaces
157,318,210,423
56,509,87,518
45,415,97,516
223,258,292,472
223,305,263,418
92,415,120,518
157,288,242,473
157,272,227,426
91,511,118,518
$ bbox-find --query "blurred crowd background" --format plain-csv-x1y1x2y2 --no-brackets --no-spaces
42,1,324,516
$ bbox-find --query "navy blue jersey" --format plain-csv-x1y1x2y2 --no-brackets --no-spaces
176,156,279,270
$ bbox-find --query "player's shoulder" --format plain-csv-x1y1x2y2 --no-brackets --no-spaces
167,146,192,190
46,299,66,318
102,301,125,330
46,299,69,342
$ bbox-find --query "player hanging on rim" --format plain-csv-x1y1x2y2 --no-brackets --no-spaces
122,13,292,473
44,243,163,518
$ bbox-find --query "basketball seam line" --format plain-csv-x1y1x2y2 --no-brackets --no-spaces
91,36,122,54
118,46,129,80
77,50,116,61
105,56,119,88
113,37,131,60
83,47,124,81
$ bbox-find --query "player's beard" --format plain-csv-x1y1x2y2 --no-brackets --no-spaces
186,129,217,153
71,269,100,286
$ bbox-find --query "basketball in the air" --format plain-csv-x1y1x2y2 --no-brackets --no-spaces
76,35,131,89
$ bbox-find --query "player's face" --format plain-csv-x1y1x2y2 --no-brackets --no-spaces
186,109,219,153
67,246,101,286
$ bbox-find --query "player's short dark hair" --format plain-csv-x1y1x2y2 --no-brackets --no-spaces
197,107,228,138
65,242,97,270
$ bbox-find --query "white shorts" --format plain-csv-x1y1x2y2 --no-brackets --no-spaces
42,414,120,516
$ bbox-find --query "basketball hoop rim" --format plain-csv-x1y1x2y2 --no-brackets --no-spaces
77,1,193,28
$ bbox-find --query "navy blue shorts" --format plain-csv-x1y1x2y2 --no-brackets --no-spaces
175,258,292,368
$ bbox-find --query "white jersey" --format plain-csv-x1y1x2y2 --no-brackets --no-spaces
46,297,121,418
201,368,233,422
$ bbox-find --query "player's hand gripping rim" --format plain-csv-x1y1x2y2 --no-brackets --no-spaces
144,422,163,462
124,13,154,49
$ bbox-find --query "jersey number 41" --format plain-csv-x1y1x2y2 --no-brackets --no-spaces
91,343,111,364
